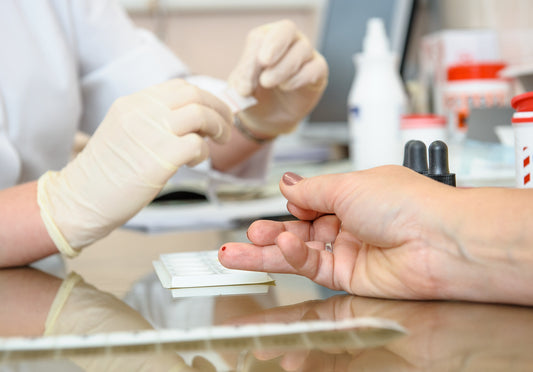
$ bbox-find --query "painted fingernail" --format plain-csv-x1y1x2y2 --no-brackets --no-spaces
282,172,303,186
221,246,226,251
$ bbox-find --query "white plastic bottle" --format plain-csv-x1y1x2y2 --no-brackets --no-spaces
347,18,408,170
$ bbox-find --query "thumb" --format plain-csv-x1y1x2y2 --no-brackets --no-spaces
279,172,355,217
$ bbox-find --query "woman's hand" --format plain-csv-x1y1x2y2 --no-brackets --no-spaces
220,166,533,305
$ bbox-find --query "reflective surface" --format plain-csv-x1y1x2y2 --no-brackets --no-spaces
2,228,533,371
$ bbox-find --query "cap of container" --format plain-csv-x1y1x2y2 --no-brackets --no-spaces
403,140,428,175
447,62,506,81
427,140,456,187
401,114,447,129
511,92,533,112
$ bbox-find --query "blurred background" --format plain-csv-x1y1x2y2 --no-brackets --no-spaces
120,0,533,185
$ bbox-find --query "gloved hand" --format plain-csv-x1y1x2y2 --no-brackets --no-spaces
229,19,328,139
38,79,232,257
44,272,200,371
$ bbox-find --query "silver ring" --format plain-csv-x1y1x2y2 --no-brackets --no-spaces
325,242,333,252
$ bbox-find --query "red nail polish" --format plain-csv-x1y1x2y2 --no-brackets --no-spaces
221,246,226,251
282,172,303,186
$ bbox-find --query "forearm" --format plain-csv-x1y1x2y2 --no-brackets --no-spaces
0,182,58,267
443,187,533,304
0,268,62,336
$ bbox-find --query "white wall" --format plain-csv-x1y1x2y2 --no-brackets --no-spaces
121,0,325,79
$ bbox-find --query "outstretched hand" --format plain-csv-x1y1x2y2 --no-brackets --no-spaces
220,166,457,299
220,166,533,305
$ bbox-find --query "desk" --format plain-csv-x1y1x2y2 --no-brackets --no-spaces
1,228,533,371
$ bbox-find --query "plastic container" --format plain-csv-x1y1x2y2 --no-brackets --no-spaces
511,92,533,188
443,62,512,142
400,114,447,147
347,18,408,170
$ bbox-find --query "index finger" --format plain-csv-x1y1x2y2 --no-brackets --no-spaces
279,172,355,217
259,19,299,66
143,79,233,125
169,103,232,143
247,216,340,246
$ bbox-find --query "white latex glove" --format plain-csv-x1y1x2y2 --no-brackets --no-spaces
45,273,198,371
38,79,232,257
229,19,328,139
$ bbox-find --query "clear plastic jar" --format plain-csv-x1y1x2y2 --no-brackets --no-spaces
444,62,512,142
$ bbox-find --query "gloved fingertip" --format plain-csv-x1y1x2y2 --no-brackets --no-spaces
185,147,209,168
259,72,277,89
230,79,254,97
258,48,275,67
213,124,232,144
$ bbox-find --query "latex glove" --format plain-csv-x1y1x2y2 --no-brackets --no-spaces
38,79,232,257
45,272,199,371
229,19,328,138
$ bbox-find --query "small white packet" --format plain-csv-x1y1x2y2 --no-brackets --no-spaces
219,87,258,113
185,75,257,113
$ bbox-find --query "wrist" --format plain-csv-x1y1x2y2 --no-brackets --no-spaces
37,171,82,258
440,188,533,304
234,116,277,144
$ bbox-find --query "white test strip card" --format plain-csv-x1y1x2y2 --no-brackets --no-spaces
170,283,272,298
153,250,273,289
219,87,258,113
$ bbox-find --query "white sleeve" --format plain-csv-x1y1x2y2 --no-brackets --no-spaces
68,0,190,134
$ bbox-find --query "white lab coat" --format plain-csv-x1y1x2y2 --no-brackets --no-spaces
0,0,270,191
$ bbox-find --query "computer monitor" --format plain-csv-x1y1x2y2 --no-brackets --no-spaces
302,0,416,143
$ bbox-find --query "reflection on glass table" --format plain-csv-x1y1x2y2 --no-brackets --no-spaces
0,267,403,371
1,265,533,371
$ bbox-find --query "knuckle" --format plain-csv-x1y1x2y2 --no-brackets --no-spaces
184,85,204,103
187,102,206,121
112,95,130,110
189,133,205,148
166,78,186,88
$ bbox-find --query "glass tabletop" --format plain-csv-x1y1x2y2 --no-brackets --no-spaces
1,228,533,371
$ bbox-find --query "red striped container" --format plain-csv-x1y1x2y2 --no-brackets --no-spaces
511,92,533,188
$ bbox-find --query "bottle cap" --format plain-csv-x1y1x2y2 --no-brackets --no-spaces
447,62,506,81
401,114,447,129
427,141,456,187
362,18,390,56
403,140,428,175
403,140,456,186
511,92,533,112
